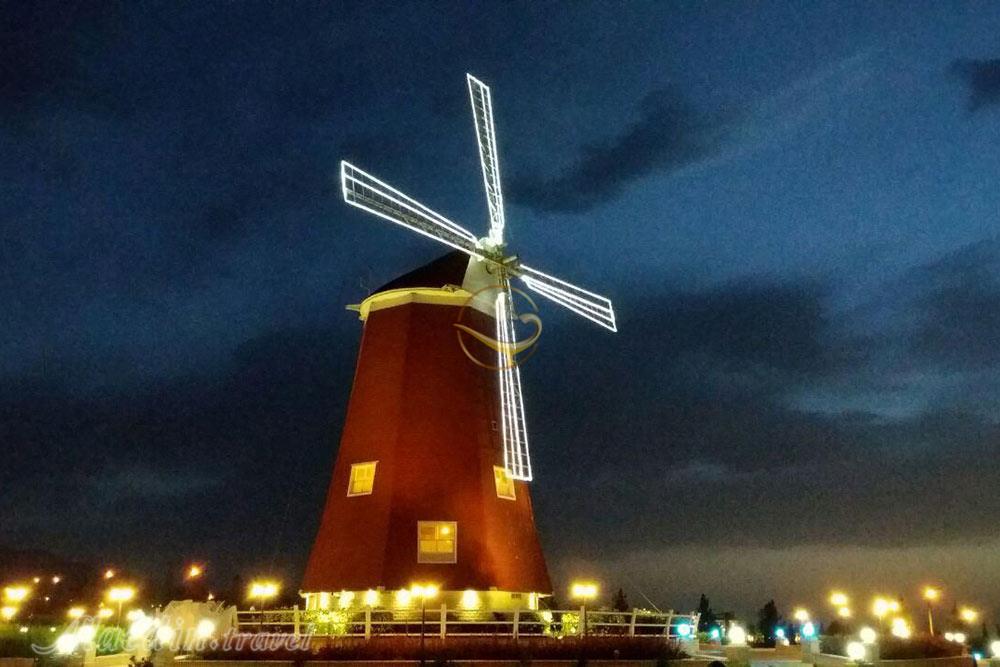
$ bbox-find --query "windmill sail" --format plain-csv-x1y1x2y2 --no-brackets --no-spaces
467,75,506,245
517,264,617,332
495,280,532,481
341,161,480,256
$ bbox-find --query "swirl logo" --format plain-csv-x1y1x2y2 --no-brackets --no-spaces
454,284,542,370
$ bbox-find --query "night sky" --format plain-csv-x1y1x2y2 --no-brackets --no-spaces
3,1,1000,618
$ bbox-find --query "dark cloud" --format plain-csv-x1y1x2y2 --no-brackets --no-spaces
950,58,1000,111
910,239,1000,370
508,88,730,214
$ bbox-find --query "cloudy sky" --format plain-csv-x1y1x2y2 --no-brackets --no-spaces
2,1,1000,618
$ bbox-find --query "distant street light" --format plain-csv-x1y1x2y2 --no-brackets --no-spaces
794,608,810,622
104,570,116,580
187,565,204,580
830,592,849,607
923,587,940,635
860,627,877,644
1,606,18,621
959,607,978,623
3,587,30,604
838,607,853,618
107,587,136,627
67,607,86,619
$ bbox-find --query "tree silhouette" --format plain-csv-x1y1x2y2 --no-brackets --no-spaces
697,594,717,631
757,599,782,646
612,588,630,612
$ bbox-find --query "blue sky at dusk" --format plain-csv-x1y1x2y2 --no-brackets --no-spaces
2,1,1000,616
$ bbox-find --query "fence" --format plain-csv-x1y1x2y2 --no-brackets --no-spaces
236,607,699,640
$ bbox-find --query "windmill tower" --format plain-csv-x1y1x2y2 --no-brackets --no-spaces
301,75,617,612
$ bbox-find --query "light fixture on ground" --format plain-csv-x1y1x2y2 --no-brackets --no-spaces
56,633,79,655
77,625,97,643
990,640,1000,658
728,625,747,645
890,618,911,639
155,624,176,645
195,619,216,639
847,641,867,662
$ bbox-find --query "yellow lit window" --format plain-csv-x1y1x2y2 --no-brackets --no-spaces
493,466,516,500
417,521,457,563
348,461,377,496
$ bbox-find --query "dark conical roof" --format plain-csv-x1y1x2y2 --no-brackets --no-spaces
375,250,470,293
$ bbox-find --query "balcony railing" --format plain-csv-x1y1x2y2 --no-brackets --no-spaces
236,606,699,640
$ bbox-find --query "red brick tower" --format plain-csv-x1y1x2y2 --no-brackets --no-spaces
301,252,552,611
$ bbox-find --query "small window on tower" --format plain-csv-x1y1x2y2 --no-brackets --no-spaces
348,461,377,496
493,466,516,500
417,521,457,563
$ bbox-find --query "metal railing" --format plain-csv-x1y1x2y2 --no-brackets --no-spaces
237,606,698,640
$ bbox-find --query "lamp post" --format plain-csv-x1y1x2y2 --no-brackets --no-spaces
107,587,136,628
570,582,598,637
248,581,280,633
923,587,940,635
410,584,438,667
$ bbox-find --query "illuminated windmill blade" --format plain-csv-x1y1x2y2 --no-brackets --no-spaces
495,282,532,481
517,264,617,332
467,74,506,245
341,161,481,256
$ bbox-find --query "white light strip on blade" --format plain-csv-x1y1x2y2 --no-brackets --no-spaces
495,287,532,481
521,276,615,324
341,161,482,256
517,265,617,332
467,74,506,245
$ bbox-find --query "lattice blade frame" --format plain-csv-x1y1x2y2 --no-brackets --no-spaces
495,279,532,481
517,263,617,332
341,161,480,256
467,74,506,245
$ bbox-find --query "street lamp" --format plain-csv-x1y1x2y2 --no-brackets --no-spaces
873,597,891,630
830,592,849,608
248,581,280,633
3,587,30,604
410,584,439,667
107,586,136,627
186,565,204,580
959,607,978,624
570,582,598,637
923,587,940,635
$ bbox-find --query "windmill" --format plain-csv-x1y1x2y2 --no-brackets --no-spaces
340,74,617,482
301,74,616,611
